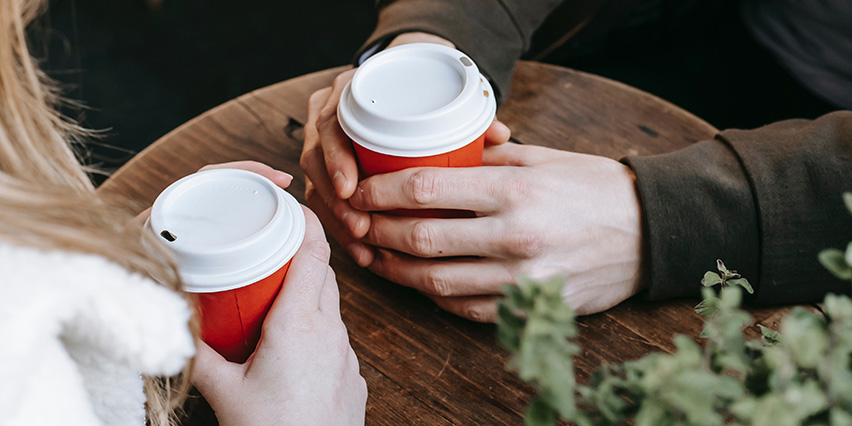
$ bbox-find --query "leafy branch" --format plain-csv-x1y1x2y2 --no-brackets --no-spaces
499,192,852,426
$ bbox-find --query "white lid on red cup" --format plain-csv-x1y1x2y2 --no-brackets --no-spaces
149,169,305,293
337,43,497,158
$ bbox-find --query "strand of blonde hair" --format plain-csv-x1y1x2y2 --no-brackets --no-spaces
0,1,196,425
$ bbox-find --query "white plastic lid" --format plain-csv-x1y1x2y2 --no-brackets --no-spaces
337,43,497,157
149,169,305,293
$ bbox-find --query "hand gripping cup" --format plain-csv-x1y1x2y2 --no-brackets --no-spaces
337,43,497,217
149,169,305,363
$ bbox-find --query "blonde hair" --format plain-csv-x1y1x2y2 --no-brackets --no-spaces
0,1,195,425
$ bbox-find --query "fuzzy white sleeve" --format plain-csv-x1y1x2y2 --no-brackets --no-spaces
0,244,195,426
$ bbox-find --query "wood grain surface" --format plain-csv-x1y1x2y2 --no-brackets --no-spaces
99,61,797,425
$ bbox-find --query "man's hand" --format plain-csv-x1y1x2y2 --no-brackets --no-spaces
300,32,509,266
349,143,647,322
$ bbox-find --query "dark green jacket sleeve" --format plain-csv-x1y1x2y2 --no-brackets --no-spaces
356,0,563,104
625,111,852,304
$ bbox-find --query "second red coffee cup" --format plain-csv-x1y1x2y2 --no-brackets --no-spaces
150,169,305,363
338,43,497,217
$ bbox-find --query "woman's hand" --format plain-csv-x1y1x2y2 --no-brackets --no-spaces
299,33,510,268
350,143,647,321
192,207,367,426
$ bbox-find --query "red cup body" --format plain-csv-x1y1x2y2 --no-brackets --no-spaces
352,133,485,218
193,260,292,363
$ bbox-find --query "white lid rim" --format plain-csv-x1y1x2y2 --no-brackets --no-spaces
181,193,306,293
339,80,496,157
347,116,491,157
150,169,282,250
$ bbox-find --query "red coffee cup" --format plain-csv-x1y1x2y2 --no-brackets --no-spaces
338,43,497,217
149,169,305,363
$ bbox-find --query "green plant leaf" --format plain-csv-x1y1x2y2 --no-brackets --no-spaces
695,299,717,318
496,303,523,352
525,396,558,426
781,307,828,369
819,249,852,280
702,271,723,287
716,259,731,276
831,407,852,426
758,325,781,346
825,293,852,320
790,380,829,420
727,277,754,294
843,192,852,215
846,241,852,267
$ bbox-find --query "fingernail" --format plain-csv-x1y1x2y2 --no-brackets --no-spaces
349,243,374,267
333,172,347,196
342,211,360,235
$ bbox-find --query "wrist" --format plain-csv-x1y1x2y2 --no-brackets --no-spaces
624,166,649,293
387,32,455,49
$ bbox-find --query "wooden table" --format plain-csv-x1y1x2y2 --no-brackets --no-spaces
99,62,793,425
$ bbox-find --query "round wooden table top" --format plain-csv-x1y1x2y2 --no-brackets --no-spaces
99,62,790,425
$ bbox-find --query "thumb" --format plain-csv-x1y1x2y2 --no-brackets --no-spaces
191,340,242,403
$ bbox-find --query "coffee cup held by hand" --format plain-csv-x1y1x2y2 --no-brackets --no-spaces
337,43,497,217
149,169,305,363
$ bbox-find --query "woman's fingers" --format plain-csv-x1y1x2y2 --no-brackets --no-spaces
191,340,242,401
198,161,293,188
269,207,332,319
350,166,518,214
368,248,513,297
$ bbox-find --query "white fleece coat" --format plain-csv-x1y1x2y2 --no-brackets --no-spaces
0,243,195,426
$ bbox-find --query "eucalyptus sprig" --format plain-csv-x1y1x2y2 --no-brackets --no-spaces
498,192,852,426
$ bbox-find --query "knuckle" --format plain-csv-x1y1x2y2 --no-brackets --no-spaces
407,221,436,256
304,186,318,202
299,146,321,171
303,239,332,264
462,302,490,323
499,175,532,206
503,230,545,258
405,169,439,206
309,88,329,104
326,265,338,284
316,106,338,131
360,180,383,208
333,72,352,88
423,268,453,297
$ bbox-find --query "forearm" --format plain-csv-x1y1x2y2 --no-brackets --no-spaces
626,111,852,304
356,0,564,104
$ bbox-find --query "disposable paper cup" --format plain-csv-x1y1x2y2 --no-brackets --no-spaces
149,169,305,363
338,43,497,217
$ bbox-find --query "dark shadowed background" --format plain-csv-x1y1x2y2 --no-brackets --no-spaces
39,0,837,184
41,0,376,182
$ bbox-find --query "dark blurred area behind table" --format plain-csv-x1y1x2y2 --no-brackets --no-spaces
41,0,377,184
41,0,843,185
